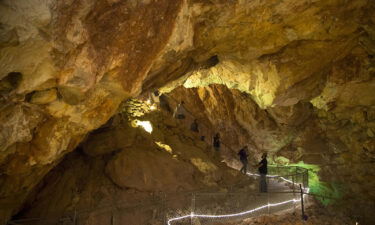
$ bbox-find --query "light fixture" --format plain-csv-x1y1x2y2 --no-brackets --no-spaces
135,120,153,133
167,198,300,225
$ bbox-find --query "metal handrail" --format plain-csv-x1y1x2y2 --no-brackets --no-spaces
6,165,310,225
6,96,312,224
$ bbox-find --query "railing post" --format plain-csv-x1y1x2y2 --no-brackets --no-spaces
162,193,166,225
299,184,307,221
292,174,296,215
73,208,77,225
267,188,270,215
191,193,195,225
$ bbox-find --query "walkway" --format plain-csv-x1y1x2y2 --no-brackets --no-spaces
151,95,310,224
167,168,309,225
7,97,311,225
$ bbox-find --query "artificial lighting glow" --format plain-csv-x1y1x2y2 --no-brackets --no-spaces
168,169,310,224
155,141,173,154
150,105,157,111
167,198,300,225
136,120,153,133
146,99,151,104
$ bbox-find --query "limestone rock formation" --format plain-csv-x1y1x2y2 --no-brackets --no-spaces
0,0,187,220
0,0,374,223
168,75,374,221
14,105,249,224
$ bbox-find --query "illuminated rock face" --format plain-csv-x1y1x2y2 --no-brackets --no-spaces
0,0,186,220
15,111,246,224
0,0,374,223
168,48,375,221
168,85,311,157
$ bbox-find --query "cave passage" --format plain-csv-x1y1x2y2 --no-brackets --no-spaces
1,0,374,224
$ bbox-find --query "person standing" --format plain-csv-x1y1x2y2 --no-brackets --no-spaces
159,93,172,113
213,133,220,151
238,146,249,174
173,101,186,119
190,119,199,133
258,153,268,192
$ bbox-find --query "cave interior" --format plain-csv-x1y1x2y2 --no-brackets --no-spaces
0,0,374,224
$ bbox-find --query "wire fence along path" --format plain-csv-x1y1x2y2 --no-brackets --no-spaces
158,95,312,224
6,166,310,225
166,166,309,225
7,97,311,225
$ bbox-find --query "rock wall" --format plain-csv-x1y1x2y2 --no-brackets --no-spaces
0,0,374,222
1,0,187,220
14,106,249,224
167,55,375,221
169,84,309,153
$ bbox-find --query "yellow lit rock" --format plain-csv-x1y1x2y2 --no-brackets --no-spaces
135,120,153,133
155,141,173,154
0,0,374,223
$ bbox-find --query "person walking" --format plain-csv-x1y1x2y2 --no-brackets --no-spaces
258,153,268,192
213,133,220,151
159,93,172,113
190,119,199,133
173,101,186,119
238,146,249,174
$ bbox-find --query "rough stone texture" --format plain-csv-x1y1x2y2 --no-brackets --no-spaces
14,110,248,224
30,89,57,104
169,75,374,222
0,0,374,223
162,0,369,108
0,0,187,220
169,85,309,164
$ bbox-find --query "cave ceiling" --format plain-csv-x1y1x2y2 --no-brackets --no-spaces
0,0,374,222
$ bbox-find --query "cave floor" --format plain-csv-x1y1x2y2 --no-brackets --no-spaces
167,176,311,225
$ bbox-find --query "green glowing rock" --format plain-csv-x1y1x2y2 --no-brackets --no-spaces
289,161,343,205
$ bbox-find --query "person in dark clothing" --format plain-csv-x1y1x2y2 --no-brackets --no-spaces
173,101,186,119
238,146,249,174
190,119,199,132
258,153,268,192
213,133,220,151
159,93,171,113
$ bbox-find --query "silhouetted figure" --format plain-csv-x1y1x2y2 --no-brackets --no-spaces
190,119,199,132
213,133,220,151
150,90,160,105
258,153,268,193
159,93,171,113
173,101,186,119
238,146,249,174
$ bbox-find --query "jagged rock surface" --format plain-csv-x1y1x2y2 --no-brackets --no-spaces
14,109,250,224
0,0,374,223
